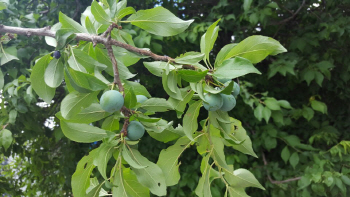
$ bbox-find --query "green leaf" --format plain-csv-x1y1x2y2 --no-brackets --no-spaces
0,69,4,89
65,103,110,123
31,54,56,104
178,70,208,83
45,23,62,47
95,140,119,179
302,106,314,121
264,98,281,110
94,47,136,79
215,43,237,67
278,100,292,109
112,167,150,197
147,125,183,143
167,70,179,93
227,118,257,158
174,52,205,65
341,175,350,186
91,1,111,24
60,91,98,119
289,152,299,169
127,7,194,36
303,70,315,85
143,61,174,77
70,49,107,73
8,110,17,124
122,168,150,197
168,88,194,115
0,129,13,151
59,12,87,33
101,115,120,131
0,2,7,11
0,46,19,65
213,57,261,79
223,168,265,190
281,146,290,164
311,100,327,114
68,67,108,91
223,35,287,64
85,16,97,34
126,148,167,196
140,98,173,112
122,144,147,169
72,149,98,197
117,7,136,19
201,19,220,63
157,137,191,186
262,107,271,123
64,68,91,93
124,81,151,98
55,29,76,50
264,136,277,151
227,187,249,197
142,119,173,133
44,58,64,88
183,100,202,141
211,134,229,170
254,104,263,121
112,45,143,67
195,155,213,197
60,120,108,143
86,181,104,197
162,71,183,100
124,86,137,109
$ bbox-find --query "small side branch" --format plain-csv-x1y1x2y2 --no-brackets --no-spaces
270,0,306,26
106,43,123,92
262,151,301,184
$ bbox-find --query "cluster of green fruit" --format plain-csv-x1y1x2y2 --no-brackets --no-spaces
100,90,148,141
203,78,240,111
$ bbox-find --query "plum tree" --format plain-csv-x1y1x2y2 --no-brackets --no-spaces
220,94,236,111
127,121,145,141
136,95,148,103
100,90,124,113
53,51,61,59
203,93,223,111
0,2,289,196
232,82,240,97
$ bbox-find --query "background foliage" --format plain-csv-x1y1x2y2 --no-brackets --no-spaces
1,0,350,196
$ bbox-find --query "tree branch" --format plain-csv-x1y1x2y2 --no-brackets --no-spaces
0,24,173,62
261,151,301,184
270,0,306,26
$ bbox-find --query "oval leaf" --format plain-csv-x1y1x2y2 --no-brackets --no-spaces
127,7,194,36
60,120,107,143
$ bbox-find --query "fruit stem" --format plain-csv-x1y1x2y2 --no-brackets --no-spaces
121,118,130,136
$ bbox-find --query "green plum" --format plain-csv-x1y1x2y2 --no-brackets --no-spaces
203,93,223,111
136,95,148,103
127,121,145,141
100,90,124,113
232,82,240,97
220,94,236,111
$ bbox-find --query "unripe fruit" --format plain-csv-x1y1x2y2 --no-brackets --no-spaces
100,90,124,113
203,93,223,111
220,94,236,111
136,95,148,103
127,121,145,141
232,82,240,97
53,51,61,59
